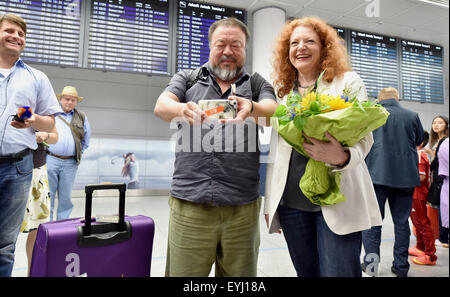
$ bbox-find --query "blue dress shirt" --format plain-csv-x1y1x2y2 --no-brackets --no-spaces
0,59,62,155
48,110,91,157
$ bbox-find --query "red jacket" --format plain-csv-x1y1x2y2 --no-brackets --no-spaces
413,149,430,200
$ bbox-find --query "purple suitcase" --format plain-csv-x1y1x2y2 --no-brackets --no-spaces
30,183,155,277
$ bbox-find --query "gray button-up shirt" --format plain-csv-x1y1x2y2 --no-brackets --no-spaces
165,63,276,205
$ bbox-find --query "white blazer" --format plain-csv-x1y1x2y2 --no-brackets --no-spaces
264,72,382,235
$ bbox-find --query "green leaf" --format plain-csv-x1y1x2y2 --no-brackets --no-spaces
293,115,306,131
279,115,292,125
317,70,326,85
353,100,366,113
274,105,287,118
310,101,321,112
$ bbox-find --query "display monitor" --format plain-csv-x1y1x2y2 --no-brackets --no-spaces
350,30,398,99
2,0,82,67
401,39,444,103
87,0,170,74
176,0,246,72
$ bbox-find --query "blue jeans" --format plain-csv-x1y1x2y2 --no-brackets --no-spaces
277,205,362,277
47,155,78,221
0,152,33,277
362,184,414,277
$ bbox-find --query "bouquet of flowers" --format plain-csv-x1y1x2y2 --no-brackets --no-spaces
272,72,389,206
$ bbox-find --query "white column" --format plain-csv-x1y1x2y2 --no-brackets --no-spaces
252,6,286,83
252,7,286,147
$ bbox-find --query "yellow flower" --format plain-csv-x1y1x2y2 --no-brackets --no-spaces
327,97,353,111
318,94,331,106
300,92,317,110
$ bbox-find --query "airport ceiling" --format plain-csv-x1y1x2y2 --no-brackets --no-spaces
211,0,449,49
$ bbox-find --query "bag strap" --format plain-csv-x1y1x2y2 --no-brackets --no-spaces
57,114,82,140
185,67,207,91
185,67,265,103
250,72,265,102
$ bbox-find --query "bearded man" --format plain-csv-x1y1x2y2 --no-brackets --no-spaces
154,18,277,277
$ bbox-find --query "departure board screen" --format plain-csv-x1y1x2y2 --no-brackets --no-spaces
401,40,444,103
88,0,170,74
1,0,82,66
176,0,245,72
336,27,346,40
350,30,398,98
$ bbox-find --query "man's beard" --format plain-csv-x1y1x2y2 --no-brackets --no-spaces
210,56,243,81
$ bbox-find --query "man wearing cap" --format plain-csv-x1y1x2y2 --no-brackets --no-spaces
47,86,91,221
0,13,62,277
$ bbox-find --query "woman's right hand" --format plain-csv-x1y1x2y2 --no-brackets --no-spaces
265,214,281,234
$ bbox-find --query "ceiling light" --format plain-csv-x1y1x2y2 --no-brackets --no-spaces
416,0,449,8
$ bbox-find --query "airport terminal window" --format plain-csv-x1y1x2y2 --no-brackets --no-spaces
175,0,246,72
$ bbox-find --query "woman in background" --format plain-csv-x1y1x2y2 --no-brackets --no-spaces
424,115,449,161
425,115,449,248
122,152,139,189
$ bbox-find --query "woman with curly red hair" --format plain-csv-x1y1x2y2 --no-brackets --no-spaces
264,17,382,277
272,17,351,98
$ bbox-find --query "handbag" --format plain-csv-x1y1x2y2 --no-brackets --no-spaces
427,137,447,206
427,178,443,205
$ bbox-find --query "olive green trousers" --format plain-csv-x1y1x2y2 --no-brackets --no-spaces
165,196,261,277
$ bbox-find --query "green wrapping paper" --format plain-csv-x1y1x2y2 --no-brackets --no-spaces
272,104,389,206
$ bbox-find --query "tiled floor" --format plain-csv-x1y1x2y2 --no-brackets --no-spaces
12,195,449,277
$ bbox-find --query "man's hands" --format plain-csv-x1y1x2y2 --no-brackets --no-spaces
10,113,36,129
11,113,55,132
35,131,49,144
217,96,253,124
178,101,206,125
154,91,267,125
176,97,252,125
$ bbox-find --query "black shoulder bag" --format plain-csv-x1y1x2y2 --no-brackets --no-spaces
427,137,447,205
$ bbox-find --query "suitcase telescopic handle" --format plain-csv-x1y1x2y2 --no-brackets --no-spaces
84,183,127,236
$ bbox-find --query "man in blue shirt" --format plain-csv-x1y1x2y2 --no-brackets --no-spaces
47,86,91,221
0,13,62,277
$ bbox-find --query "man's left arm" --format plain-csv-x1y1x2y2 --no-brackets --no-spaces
81,115,91,154
414,114,424,147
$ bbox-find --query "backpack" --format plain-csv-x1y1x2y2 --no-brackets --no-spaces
185,67,266,102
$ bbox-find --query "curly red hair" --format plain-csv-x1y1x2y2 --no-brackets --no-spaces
272,17,351,98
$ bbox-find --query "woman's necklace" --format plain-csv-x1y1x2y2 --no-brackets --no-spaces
298,82,316,89
298,74,319,89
